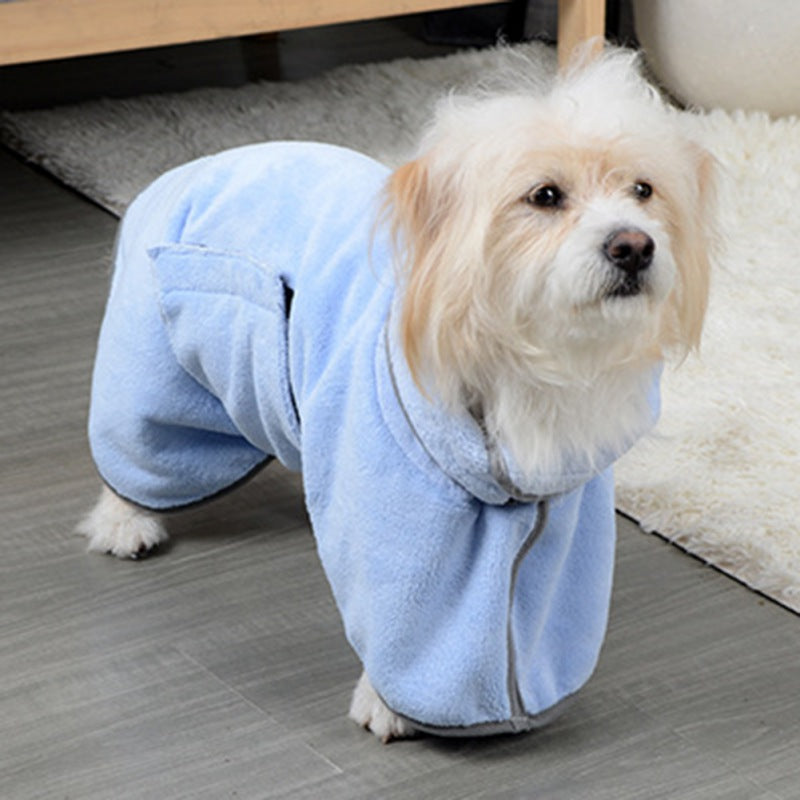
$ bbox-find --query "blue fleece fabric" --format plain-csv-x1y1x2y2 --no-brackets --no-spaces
88,142,661,734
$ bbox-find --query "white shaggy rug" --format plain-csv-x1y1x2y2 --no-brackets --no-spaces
2,42,798,612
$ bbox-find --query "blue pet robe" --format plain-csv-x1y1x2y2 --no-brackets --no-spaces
88,142,661,735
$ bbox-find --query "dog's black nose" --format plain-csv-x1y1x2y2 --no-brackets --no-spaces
603,229,655,275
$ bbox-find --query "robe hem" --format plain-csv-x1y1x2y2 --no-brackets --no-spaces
393,690,581,738
96,455,274,513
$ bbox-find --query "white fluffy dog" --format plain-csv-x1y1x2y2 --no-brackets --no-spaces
79,51,714,742
389,65,712,480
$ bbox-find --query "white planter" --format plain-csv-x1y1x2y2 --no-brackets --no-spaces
633,0,800,116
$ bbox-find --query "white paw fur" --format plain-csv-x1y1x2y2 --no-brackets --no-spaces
76,486,168,559
349,671,416,743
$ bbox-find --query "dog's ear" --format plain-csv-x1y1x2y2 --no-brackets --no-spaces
665,143,716,354
387,157,432,387
387,154,473,397
387,157,436,252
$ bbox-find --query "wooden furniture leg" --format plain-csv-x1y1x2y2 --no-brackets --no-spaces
557,0,606,69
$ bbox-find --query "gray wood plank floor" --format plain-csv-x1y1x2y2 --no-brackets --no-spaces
2,31,799,800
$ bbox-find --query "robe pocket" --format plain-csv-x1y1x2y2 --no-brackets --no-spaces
148,243,302,471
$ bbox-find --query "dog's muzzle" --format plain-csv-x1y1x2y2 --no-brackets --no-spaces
603,228,655,297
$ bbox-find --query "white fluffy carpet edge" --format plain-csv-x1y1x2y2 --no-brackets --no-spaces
2,42,798,611
0,43,555,215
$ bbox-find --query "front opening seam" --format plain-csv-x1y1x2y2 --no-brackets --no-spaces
506,499,549,719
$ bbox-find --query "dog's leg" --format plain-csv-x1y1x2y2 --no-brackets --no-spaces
76,485,168,559
348,671,416,743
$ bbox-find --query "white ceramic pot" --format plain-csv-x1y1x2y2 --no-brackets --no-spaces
633,0,800,116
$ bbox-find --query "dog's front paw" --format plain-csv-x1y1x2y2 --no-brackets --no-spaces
76,486,168,559
349,672,416,743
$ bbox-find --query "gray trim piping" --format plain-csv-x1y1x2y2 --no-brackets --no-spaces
98,456,273,514
507,499,549,719
383,323,482,501
384,322,543,506
389,501,565,739
383,326,440,477
473,404,545,505
394,686,579,739
381,323,573,736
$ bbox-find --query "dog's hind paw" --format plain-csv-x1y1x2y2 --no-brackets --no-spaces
348,671,416,743
76,486,168,559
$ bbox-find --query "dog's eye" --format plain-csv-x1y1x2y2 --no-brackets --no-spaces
633,181,653,201
526,184,565,209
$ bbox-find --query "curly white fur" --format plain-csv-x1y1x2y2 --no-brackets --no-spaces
391,49,713,480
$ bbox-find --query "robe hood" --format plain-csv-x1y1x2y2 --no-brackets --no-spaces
381,315,661,506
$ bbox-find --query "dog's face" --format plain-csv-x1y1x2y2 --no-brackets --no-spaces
480,130,708,348
389,54,714,406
